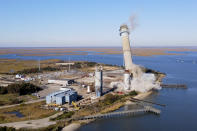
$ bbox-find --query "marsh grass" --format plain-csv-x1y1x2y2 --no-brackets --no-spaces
0,59,60,74
0,101,57,124
72,92,137,118
0,94,38,106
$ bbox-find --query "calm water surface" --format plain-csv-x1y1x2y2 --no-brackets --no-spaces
1,51,197,131
77,52,197,131
6,111,25,118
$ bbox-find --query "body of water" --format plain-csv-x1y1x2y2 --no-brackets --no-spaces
77,52,197,131
6,111,25,118
1,51,197,130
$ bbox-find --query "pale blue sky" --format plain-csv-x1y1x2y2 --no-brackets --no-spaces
0,0,197,47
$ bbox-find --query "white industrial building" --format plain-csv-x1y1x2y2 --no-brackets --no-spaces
56,62,75,66
48,79,75,86
46,88,77,105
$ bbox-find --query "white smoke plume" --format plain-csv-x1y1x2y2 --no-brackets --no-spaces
110,64,161,93
129,14,138,31
129,64,161,93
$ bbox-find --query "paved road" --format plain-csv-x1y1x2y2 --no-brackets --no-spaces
0,98,63,129
0,99,45,109
0,112,62,129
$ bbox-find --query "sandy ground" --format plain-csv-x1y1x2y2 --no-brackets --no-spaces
134,91,152,99
37,85,62,98
0,112,62,129
125,91,153,105
62,123,81,131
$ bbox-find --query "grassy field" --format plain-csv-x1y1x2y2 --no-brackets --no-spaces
0,59,60,73
0,59,120,74
0,101,57,124
0,94,37,106
0,47,196,73
69,92,137,119
0,94,19,105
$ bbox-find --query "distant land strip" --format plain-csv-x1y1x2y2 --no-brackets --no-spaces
0,47,196,56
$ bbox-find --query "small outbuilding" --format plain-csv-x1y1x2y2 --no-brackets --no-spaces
48,79,75,86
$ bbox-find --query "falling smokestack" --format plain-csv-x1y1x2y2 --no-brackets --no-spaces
119,24,133,71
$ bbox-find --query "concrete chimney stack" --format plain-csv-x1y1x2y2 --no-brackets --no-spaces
119,24,133,71
95,66,103,97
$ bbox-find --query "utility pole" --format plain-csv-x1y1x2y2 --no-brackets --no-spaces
38,59,40,71
123,55,125,68
68,57,70,72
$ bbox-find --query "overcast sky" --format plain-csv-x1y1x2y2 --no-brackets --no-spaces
0,0,197,47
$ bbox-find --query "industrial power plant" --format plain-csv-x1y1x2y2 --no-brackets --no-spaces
0,1,192,130
41,24,161,111
46,88,77,105
0,23,169,131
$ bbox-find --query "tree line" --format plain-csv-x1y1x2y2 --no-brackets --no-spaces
0,82,42,95
16,66,60,74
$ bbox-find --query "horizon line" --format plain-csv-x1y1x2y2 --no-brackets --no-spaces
0,46,197,48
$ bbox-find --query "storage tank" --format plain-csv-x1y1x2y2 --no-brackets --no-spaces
87,86,91,93
95,66,103,97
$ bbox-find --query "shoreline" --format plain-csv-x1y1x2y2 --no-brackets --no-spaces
62,91,153,131
0,91,157,130
0,58,165,130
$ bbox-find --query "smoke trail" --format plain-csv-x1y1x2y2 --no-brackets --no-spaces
129,14,138,31
128,14,160,93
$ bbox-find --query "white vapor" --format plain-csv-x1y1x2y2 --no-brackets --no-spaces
129,14,138,31
130,64,161,93
110,64,161,93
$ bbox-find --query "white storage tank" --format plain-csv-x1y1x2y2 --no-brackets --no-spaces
87,86,91,93
124,71,131,90
95,66,103,97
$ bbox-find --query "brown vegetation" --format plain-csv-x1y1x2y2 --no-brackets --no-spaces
72,92,137,118
0,94,37,106
0,83,41,106
0,59,60,74
0,101,56,124
0,47,196,57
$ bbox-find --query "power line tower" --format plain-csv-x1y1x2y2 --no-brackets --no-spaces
68,57,70,72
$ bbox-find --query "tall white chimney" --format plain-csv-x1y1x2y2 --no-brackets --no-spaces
95,66,103,97
119,24,133,71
